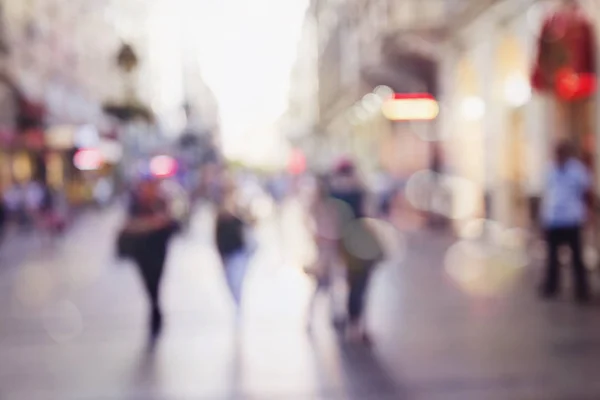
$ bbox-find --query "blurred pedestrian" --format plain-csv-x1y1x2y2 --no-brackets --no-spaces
330,159,383,343
3,184,21,228
120,178,177,339
0,194,6,242
428,143,446,228
24,180,44,229
268,173,288,208
540,140,591,303
304,175,340,331
215,182,255,320
373,170,395,218
38,184,66,236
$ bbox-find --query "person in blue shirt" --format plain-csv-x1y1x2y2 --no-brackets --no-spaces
540,141,592,302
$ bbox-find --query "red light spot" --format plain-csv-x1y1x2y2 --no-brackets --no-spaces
288,150,306,175
73,149,104,171
393,93,435,100
150,155,178,178
556,69,596,100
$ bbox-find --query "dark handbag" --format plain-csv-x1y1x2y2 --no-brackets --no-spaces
157,220,181,242
168,220,182,236
341,219,385,272
117,229,141,260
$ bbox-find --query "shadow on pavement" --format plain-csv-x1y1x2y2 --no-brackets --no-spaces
308,332,409,400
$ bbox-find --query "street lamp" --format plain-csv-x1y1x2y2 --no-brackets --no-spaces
504,74,531,107
460,96,485,121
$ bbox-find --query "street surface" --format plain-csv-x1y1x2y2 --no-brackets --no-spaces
1,199,600,399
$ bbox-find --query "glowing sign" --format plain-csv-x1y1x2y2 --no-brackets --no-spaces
74,149,104,171
382,94,439,121
150,155,178,178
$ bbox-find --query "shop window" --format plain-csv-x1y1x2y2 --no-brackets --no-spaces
0,152,10,190
12,152,32,182
47,153,64,188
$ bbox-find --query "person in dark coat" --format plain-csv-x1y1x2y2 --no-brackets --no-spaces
123,179,175,339
214,181,255,321
329,159,383,343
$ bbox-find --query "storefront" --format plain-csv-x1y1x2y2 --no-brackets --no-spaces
531,1,596,163
45,125,77,189
47,124,123,206
436,0,598,227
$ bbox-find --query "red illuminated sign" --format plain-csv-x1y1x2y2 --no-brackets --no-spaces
383,93,439,121
392,93,435,100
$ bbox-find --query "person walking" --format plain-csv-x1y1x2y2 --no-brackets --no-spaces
215,183,255,320
304,175,340,331
329,159,383,343
38,183,65,236
0,193,6,243
24,180,44,230
121,178,177,339
540,141,592,303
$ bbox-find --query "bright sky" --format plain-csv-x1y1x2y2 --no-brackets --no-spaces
148,0,309,166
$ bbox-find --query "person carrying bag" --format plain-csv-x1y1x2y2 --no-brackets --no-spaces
118,179,176,341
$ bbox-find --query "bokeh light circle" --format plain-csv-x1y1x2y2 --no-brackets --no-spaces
42,300,84,344
341,219,384,262
361,218,407,263
445,239,524,297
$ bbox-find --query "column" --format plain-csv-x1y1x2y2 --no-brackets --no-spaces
474,26,501,221
437,43,457,170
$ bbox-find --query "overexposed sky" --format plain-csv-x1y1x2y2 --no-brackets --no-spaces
150,0,309,165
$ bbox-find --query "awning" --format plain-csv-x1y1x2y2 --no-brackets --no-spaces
361,63,423,93
102,102,154,123
380,36,439,97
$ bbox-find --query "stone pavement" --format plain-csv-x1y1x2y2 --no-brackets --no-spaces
1,199,600,399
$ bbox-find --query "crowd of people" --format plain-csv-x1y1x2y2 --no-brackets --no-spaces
115,138,597,350
0,180,65,239
119,159,387,346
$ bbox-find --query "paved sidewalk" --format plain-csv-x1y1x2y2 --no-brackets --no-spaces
1,201,600,399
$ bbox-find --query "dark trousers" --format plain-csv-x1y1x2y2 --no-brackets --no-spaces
543,226,589,299
347,267,372,323
134,242,167,318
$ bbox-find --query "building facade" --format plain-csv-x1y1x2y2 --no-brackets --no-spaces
437,0,599,226
282,6,321,170
303,0,453,179
298,0,587,226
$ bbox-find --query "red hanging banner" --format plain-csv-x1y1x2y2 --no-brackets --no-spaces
531,2,596,99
